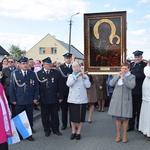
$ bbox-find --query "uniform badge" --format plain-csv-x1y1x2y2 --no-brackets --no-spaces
30,79,34,85
52,78,54,83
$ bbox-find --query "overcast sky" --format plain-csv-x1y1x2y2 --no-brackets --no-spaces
0,0,150,60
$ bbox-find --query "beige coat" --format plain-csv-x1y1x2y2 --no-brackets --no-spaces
87,75,97,103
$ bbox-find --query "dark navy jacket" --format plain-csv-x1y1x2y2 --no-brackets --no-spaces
9,68,39,105
106,75,114,94
1,67,16,98
36,68,63,104
59,63,73,97
130,61,146,95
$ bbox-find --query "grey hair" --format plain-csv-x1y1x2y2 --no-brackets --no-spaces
72,61,79,67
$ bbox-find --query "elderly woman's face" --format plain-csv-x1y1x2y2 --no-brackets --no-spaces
72,64,80,72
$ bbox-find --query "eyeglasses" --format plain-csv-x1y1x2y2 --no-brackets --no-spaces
8,61,14,63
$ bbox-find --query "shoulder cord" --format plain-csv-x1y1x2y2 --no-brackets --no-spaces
58,67,69,78
35,72,47,83
13,72,25,87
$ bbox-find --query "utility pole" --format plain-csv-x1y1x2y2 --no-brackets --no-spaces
68,12,79,53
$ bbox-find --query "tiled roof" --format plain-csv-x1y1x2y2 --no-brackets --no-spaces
56,39,84,59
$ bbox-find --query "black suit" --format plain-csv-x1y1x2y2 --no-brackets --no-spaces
59,63,73,128
1,67,16,117
36,68,63,134
129,61,146,130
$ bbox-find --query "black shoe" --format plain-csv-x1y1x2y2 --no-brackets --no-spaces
127,128,134,132
76,134,81,140
53,131,62,136
32,128,36,134
27,136,34,141
138,131,143,134
61,126,67,130
70,133,76,140
45,132,51,137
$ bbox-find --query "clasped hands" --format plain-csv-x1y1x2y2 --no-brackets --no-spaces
76,72,85,78
118,71,125,79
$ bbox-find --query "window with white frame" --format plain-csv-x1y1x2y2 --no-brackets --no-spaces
39,47,45,54
51,47,57,54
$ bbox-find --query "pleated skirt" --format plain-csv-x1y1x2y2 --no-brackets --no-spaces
69,103,86,123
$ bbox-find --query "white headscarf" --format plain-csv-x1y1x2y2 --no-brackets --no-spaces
118,71,131,85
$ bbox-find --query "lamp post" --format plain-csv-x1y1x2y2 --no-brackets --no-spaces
68,12,79,53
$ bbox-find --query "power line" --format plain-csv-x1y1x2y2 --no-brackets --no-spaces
60,28,69,40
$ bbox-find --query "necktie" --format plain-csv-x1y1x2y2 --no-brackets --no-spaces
133,63,136,68
46,71,49,74
24,71,27,79
68,64,70,68
10,68,13,72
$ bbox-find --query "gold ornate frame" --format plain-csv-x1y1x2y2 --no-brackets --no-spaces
84,11,126,74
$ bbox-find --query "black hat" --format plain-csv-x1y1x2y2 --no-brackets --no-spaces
63,53,72,58
133,50,143,56
18,57,28,63
42,57,52,64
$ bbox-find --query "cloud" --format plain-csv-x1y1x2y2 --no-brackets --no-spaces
144,14,150,21
104,3,110,8
130,29,146,36
111,8,135,14
138,0,150,4
135,20,146,24
126,8,135,14
0,32,42,51
127,30,150,59
0,0,90,21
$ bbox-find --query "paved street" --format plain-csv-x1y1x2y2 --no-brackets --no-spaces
9,108,150,150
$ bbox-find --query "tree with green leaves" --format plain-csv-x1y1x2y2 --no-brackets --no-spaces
8,45,26,61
